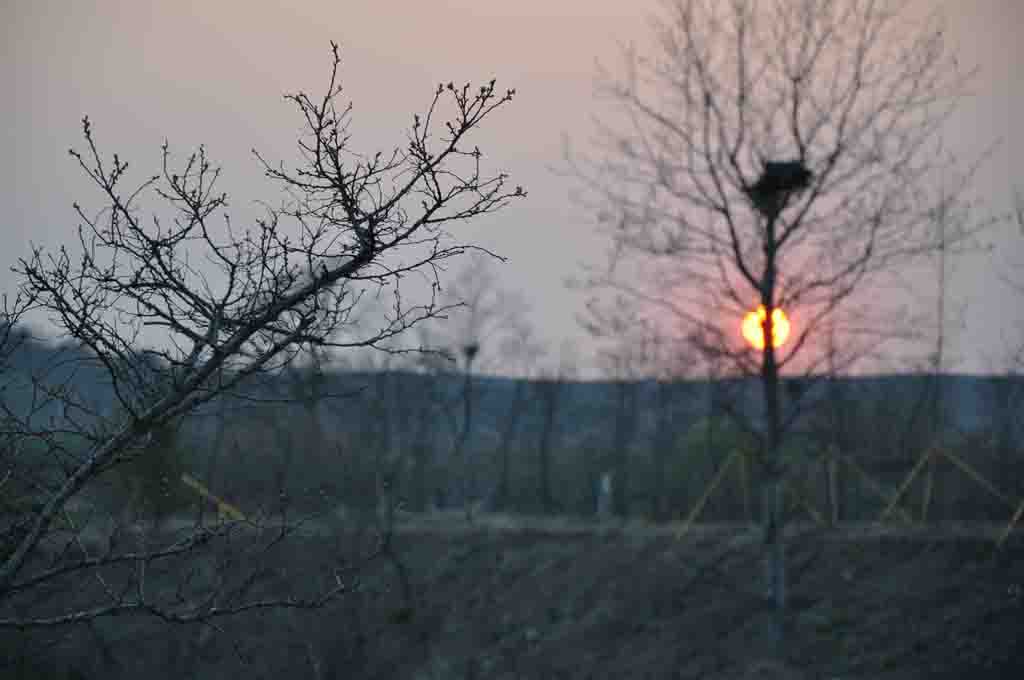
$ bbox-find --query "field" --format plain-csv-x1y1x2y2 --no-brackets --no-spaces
9,511,1022,679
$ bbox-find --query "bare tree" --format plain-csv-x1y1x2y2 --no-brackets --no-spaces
996,186,1024,371
532,374,563,516
982,186,1024,508
0,293,34,376
530,349,577,516
640,336,696,522
0,39,523,664
437,253,533,373
420,254,533,518
491,324,544,514
401,342,445,513
565,0,988,649
593,341,647,519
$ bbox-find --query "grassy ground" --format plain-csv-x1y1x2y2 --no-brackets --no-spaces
339,514,1024,679
4,512,1023,679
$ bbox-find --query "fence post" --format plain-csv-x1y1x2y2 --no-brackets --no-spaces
826,446,840,526
596,471,613,520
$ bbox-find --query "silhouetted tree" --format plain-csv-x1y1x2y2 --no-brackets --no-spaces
425,253,533,517
1,39,523,660
533,376,563,516
566,0,989,650
490,325,542,513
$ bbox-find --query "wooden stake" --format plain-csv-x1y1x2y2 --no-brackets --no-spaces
921,455,935,522
879,449,934,524
675,448,739,541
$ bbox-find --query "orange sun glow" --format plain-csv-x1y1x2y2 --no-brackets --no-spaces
741,305,790,350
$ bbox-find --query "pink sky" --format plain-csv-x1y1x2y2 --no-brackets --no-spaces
3,0,1022,376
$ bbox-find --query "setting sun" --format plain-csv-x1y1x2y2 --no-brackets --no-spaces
742,305,790,350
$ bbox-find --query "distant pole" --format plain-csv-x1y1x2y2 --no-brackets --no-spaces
459,342,480,522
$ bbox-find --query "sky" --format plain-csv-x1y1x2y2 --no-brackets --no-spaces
3,0,1023,378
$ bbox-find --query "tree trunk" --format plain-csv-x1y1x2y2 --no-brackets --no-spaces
536,379,561,515
494,381,526,513
612,379,637,518
651,381,672,522
405,380,436,512
761,218,787,652
458,367,475,520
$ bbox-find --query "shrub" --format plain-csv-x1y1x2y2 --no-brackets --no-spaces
104,420,193,522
